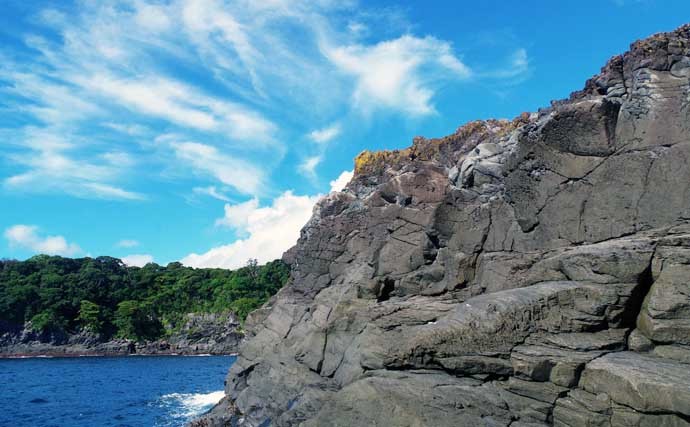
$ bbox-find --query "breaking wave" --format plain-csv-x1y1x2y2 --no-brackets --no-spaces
156,390,224,425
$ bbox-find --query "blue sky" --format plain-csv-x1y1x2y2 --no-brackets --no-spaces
1,0,689,268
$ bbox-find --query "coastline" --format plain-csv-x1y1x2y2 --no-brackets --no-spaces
0,341,241,358
1,352,238,359
1,312,245,359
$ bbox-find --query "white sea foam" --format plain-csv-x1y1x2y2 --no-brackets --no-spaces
6,355,55,359
158,390,224,420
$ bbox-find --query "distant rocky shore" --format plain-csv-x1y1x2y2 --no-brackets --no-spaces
0,312,243,357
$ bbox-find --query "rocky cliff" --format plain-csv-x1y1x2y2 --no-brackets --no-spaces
0,312,243,357
196,24,690,427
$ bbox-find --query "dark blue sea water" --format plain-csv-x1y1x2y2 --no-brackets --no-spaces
0,355,235,427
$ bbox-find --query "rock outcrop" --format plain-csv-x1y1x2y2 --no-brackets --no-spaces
0,312,243,357
196,24,690,427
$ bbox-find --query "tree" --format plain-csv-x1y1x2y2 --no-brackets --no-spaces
113,300,140,339
246,258,259,280
29,310,62,333
229,297,261,321
77,300,103,333
113,300,162,341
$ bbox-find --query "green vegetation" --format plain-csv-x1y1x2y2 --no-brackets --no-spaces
0,255,289,341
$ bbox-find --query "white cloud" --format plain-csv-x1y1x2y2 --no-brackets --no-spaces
323,35,471,116
329,170,353,192
183,191,320,269
215,197,259,229
193,186,231,202
121,254,154,267
308,123,341,144
171,141,264,195
4,225,82,256
116,239,139,248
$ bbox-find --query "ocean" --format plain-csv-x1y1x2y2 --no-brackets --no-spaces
0,355,235,426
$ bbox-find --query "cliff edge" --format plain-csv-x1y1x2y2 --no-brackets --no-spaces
196,24,690,427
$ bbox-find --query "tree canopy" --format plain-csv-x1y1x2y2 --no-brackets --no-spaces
0,255,289,341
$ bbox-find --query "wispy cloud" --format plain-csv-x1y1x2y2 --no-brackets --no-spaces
170,141,265,195
298,155,324,179
481,48,531,84
193,186,232,202
300,122,342,180
78,74,277,144
610,0,647,6
4,128,145,200
308,123,342,144
4,225,82,256
0,0,280,200
116,239,140,248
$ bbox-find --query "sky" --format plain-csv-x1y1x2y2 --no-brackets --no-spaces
1,0,689,269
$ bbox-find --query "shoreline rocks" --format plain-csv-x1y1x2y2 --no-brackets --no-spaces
0,312,243,358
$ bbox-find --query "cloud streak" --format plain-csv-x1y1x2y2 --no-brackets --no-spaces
171,141,265,195
116,239,140,248
308,123,342,144
4,128,144,200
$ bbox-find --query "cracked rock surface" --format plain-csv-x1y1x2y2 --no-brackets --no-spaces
193,24,690,427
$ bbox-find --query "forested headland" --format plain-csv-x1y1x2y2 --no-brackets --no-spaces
0,255,289,342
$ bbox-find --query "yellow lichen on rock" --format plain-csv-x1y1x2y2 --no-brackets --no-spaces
354,149,410,176
352,118,528,177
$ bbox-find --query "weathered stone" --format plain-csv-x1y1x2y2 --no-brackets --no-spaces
580,352,690,416
628,328,654,352
553,389,612,427
637,246,690,345
653,344,690,364
506,377,570,404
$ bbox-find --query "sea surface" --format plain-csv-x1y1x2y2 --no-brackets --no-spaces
0,355,235,426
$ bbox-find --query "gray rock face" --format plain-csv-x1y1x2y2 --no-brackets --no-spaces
194,25,690,427
165,312,244,354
